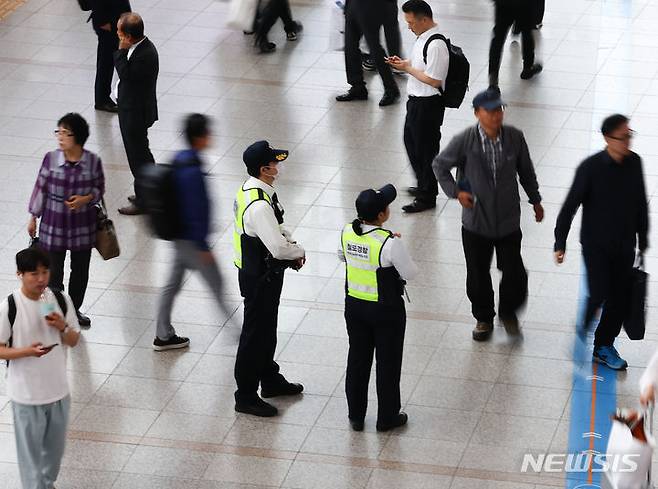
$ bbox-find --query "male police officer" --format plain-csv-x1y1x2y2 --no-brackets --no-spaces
233,141,306,417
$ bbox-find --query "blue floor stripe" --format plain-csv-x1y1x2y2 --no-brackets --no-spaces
565,260,618,489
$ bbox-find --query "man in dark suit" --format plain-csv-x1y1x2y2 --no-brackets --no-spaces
90,0,131,113
335,0,400,107
114,12,159,216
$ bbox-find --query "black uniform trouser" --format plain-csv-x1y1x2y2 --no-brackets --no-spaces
94,28,118,105
462,227,528,324
344,295,406,424
48,249,92,312
488,1,535,85
255,0,296,40
234,270,287,402
403,95,445,204
582,247,634,347
344,5,398,93
118,109,155,207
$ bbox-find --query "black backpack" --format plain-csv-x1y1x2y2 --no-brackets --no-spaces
140,163,192,241
6,291,67,366
423,33,470,109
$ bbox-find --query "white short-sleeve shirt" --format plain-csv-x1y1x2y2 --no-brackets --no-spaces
0,288,79,405
408,25,450,98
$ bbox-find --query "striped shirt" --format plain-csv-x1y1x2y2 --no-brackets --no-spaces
29,150,105,252
477,123,503,186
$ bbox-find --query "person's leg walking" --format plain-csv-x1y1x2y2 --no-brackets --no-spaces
155,241,188,341
68,249,92,311
495,229,528,320
361,13,398,94
382,0,402,57
462,227,496,323
344,10,367,93
12,402,47,489
488,3,515,87
594,251,634,347
40,396,70,489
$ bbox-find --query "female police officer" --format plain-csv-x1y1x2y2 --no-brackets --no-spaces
339,184,418,431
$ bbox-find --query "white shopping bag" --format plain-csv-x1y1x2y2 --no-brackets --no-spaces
227,0,259,31
605,408,654,489
329,0,344,51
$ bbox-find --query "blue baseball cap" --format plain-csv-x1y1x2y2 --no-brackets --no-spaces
472,88,506,110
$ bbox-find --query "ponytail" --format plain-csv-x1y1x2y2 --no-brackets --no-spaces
351,218,363,235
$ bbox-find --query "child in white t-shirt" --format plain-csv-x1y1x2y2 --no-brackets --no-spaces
0,247,80,489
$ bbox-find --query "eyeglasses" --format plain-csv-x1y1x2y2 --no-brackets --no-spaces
607,129,635,141
54,130,74,138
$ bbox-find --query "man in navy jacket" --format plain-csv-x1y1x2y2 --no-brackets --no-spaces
153,114,232,351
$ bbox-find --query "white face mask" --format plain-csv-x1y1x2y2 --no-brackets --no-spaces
266,164,284,182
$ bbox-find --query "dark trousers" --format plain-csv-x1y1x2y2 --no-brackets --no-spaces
344,295,405,424
461,227,528,323
344,6,398,93
48,249,92,312
118,110,155,206
488,1,535,86
582,247,634,347
382,1,401,57
403,95,445,203
234,270,287,402
94,28,118,105
256,0,296,39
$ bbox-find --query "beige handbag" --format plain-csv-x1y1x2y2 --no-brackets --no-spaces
95,199,120,260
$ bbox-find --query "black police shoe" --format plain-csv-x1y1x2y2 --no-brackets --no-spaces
379,91,400,107
402,199,436,213
350,418,364,432
76,311,91,329
520,63,543,80
376,412,408,432
235,397,279,417
261,382,304,398
336,89,368,102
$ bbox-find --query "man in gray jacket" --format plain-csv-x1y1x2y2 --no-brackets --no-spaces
433,88,544,341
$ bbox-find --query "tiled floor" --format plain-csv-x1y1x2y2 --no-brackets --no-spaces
1,0,658,487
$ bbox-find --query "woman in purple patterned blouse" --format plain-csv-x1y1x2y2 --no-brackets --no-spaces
28,113,105,328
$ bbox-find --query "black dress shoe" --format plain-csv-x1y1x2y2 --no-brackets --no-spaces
261,382,304,398
94,101,118,113
350,419,364,432
379,91,400,107
76,311,91,329
376,412,408,432
235,397,278,417
520,63,543,80
118,204,144,216
402,200,436,213
336,90,368,102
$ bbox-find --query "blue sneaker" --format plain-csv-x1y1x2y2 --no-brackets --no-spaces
593,345,628,370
